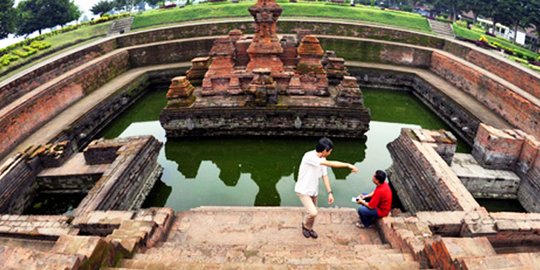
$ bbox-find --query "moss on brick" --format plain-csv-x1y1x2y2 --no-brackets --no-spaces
319,38,383,63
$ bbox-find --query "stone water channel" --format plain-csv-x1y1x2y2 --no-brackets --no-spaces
26,87,526,215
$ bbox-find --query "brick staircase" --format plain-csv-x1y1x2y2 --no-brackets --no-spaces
107,207,420,269
108,17,134,36
428,19,455,38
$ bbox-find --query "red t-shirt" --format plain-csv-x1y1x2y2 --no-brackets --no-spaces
368,182,392,217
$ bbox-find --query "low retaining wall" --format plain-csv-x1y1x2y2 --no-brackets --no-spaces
117,19,445,49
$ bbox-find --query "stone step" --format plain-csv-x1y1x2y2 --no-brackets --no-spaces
0,236,55,252
167,207,383,247
120,258,420,269
0,245,80,270
130,244,415,265
142,243,402,261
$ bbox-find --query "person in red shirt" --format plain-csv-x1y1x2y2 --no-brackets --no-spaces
355,170,392,228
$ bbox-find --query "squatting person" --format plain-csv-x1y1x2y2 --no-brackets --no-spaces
355,170,393,228
294,137,359,239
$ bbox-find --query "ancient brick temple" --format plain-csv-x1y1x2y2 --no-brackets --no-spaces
161,0,370,137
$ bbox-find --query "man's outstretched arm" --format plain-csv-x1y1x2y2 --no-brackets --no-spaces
320,160,359,173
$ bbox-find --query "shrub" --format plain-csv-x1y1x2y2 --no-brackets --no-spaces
89,13,130,25
400,5,412,12
435,17,452,23
12,46,37,58
510,56,528,64
478,35,488,43
0,53,20,66
30,41,52,50
529,64,540,72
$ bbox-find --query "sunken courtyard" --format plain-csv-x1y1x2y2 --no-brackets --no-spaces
0,0,540,269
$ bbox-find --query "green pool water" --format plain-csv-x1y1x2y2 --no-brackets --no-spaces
91,88,481,211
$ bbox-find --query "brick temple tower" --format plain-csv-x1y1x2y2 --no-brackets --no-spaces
246,0,285,75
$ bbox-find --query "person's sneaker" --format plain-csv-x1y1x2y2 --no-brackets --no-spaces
355,222,363,229
309,229,318,239
302,224,311,238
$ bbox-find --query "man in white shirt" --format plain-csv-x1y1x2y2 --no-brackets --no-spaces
295,137,359,238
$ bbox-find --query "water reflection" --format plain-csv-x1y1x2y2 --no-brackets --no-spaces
115,120,419,211
165,138,365,206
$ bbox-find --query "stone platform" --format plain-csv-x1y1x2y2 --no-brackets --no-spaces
160,88,371,138
451,153,521,199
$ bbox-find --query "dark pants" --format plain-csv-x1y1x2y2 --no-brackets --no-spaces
357,206,378,227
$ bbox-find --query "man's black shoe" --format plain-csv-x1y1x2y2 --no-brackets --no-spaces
309,229,318,239
302,224,311,238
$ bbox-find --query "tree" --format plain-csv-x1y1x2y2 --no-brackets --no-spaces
145,0,161,7
16,0,81,36
463,0,489,24
16,0,41,36
508,0,530,43
40,0,81,27
526,0,540,48
427,0,466,22
91,0,115,17
114,0,143,11
0,0,16,39
488,0,517,36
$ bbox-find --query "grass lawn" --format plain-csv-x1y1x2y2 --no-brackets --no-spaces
0,22,112,80
132,1,430,32
453,23,539,60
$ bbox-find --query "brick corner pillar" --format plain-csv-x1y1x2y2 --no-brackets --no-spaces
471,123,525,170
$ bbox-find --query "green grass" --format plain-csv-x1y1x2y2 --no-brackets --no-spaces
453,23,539,60
0,22,112,79
132,1,430,32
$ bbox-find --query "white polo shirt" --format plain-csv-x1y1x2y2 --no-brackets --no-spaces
295,150,328,196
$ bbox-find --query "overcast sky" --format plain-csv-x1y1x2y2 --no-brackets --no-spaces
14,0,101,18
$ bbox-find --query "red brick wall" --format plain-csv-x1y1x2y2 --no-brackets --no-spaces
444,41,540,100
0,51,129,159
518,136,540,174
0,40,117,110
430,52,540,138
474,124,524,159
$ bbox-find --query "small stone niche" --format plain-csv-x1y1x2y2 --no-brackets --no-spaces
83,141,121,165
